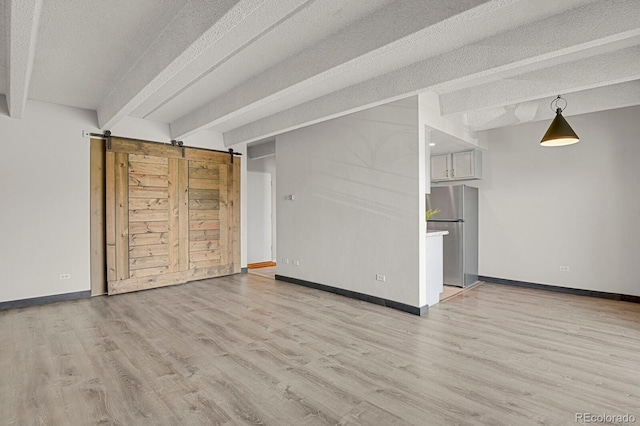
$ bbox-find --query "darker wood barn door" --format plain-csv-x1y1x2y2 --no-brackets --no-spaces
104,137,240,295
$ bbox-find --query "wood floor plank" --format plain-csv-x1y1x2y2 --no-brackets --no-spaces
1,279,639,425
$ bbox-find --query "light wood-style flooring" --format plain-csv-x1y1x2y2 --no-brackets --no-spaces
248,265,276,280
439,282,485,302
439,285,464,301
1,275,639,425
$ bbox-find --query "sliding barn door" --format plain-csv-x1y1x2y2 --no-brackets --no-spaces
105,137,240,295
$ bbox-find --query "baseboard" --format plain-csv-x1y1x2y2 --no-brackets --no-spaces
241,267,248,273
275,275,428,316
479,276,640,304
0,290,92,311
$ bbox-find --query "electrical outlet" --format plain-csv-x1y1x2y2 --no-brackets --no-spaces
59,273,71,280
293,260,300,266
376,274,386,282
282,258,289,264
560,266,570,272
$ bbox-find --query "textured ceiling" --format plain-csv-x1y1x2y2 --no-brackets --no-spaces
2,0,640,146
29,0,188,110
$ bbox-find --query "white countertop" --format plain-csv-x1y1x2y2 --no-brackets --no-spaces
426,230,449,237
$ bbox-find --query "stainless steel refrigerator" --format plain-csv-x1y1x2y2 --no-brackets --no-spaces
426,185,478,288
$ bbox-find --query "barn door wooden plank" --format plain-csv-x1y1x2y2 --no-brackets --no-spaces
90,139,106,296
107,264,233,295
105,152,116,282
225,162,234,271
178,159,189,271
168,158,180,273
109,138,182,158
227,162,233,268
232,158,241,273
188,158,221,271
168,157,190,273
218,163,229,267
114,152,130,282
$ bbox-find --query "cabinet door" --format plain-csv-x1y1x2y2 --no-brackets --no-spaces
431,154,450,181
452,151,474,179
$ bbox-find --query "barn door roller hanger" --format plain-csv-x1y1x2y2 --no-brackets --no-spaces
83,130,242,158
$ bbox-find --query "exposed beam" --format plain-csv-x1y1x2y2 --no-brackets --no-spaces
223,0,640,146
130,0,316,124
427,0,640,94
464,81,640,131
247,140,276,159
418,92,478,147
440,45,640,115
222,73,411,146
538,81,640,120
169,0,495,139
97,0,312,130
5,0,42,118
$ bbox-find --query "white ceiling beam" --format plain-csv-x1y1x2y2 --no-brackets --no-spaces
427,0,640,94
129,0,315,120
223,0,640,146
440,45,640,115
464,81,640,131
97,0,312,130
5,0,42,118
169,0,494,139
418,92,478,147
533,82,640,120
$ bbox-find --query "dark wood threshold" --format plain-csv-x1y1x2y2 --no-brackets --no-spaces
275,275,428,316
248,261,276,269
479,276,640,304
0,290,92,311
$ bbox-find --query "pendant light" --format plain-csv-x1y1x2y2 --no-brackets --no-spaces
540,95,579,147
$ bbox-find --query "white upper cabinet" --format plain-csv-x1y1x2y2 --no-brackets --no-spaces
431,150,482,182
431,154,450,181
452,150,475,179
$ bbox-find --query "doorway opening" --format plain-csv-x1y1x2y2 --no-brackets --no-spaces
247,140,276,280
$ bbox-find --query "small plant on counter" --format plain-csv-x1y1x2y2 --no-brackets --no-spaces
426,208,440,221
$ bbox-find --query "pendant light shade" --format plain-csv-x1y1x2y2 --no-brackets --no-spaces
540,96,579,147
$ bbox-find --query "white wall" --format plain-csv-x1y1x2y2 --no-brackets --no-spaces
0,98,247,303
0,100,98,302
113,116,226,150
247,172,272,263
247,155,276,260
457,105,640,297
276,98,427,307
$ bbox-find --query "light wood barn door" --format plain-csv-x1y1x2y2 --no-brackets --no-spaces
106,137,240,295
